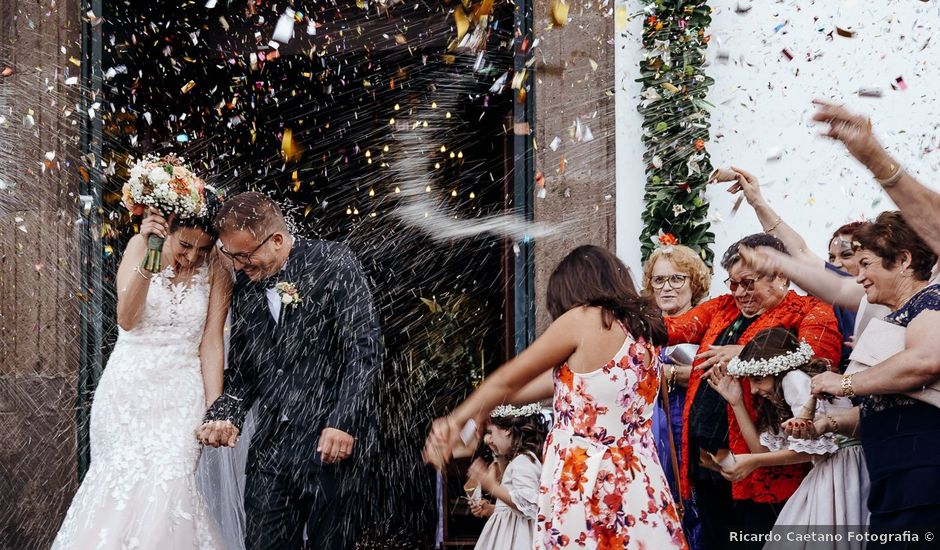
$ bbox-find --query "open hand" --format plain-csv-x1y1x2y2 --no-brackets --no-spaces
695,345,743,376
707,368,744,406
196,420,239,448
781,416,828,440
737,245,783,277
811,100,883,167
317,427,355,464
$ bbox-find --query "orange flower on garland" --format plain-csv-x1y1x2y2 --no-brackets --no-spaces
694,138,705,151
658,232,679,246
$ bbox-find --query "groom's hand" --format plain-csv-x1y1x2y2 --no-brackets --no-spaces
196,420,240,448
317,427,355,464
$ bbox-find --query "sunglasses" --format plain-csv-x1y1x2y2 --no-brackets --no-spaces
724,274,764,292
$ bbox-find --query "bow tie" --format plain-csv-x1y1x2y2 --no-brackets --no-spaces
263,279,278,290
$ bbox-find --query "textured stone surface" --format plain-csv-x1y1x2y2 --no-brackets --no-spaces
0,0,82,547
532,3,616,332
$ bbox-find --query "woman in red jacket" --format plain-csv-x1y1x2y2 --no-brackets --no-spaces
665,233,842,550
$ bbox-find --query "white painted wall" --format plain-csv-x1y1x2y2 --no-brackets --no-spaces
616,0,940,290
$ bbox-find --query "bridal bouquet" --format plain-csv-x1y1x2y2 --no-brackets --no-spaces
122,155,206,272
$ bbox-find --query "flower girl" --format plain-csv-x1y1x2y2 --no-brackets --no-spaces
708,328,869,547
466,403,547,550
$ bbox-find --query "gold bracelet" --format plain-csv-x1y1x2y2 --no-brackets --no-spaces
874,163,904,188
134,266,153,281
840,374,856,398
764,217,783,234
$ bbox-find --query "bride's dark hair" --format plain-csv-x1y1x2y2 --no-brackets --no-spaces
171,190,223,239
546,245,667,346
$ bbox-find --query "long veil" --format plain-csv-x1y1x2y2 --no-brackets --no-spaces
195,408,255,550
194,311,253,550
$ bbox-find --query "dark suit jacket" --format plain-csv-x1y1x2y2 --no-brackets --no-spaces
205,238,382,479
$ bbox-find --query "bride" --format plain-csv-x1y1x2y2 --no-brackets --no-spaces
52,198,232,549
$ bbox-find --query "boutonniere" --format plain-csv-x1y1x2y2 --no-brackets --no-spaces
274,282,302,309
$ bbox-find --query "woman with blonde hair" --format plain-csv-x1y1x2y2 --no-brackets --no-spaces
642,243,711,549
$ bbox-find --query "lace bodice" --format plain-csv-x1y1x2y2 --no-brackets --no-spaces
117,265,211,355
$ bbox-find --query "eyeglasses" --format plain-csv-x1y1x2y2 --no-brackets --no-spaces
219,233,275,265
650,274,689,290
724,274,764,292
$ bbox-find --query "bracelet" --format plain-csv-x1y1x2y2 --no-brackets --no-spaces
824,413,839,434
874,163,904,188
764,216,783,234
840,374,856,398
134,266,153,281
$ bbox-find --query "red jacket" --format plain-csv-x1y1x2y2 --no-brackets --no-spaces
666,291,842,503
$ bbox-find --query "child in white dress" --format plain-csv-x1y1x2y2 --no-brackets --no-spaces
467,403,547,550
709,328,869,549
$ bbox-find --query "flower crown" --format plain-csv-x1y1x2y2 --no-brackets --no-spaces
491,403,542,419
726,340,814,378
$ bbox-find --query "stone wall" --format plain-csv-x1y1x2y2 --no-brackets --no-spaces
0,0,82,547
533,1,617,331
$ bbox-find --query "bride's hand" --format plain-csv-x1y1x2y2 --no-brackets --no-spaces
140,208,168,241
196,420,239,448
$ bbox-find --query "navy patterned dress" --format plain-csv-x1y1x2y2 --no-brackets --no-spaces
859,283,940,540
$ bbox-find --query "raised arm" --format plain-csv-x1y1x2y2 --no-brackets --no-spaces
424,308,582,467
199,249,232,407
719,167,825,267
738,246,865,311
116,211,168,331
707,372,767,453
508,369,554,405
814,100,940,257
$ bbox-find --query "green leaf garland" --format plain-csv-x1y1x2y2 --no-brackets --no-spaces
636,0,715,265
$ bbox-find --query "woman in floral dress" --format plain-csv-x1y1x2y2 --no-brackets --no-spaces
424,245,687,549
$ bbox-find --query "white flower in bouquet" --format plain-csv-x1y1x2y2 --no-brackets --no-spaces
149,166,172,186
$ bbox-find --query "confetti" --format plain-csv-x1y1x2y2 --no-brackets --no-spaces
1,66,13,77
858,87,883,98
272,9,296,44
550,0,569,28
835,26,856,38
181,80,196,93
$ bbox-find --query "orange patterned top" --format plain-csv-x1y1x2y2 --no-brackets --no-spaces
665,291,842,503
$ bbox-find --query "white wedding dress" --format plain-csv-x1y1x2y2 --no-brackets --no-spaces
52,265,224,550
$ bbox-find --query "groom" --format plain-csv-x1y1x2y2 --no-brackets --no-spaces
197,192,382,549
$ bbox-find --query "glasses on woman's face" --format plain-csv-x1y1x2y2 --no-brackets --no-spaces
650,274,689,290
725,274,763,292
219,233,275,265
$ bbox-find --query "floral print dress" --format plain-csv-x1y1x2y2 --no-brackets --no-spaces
535,325,688,550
